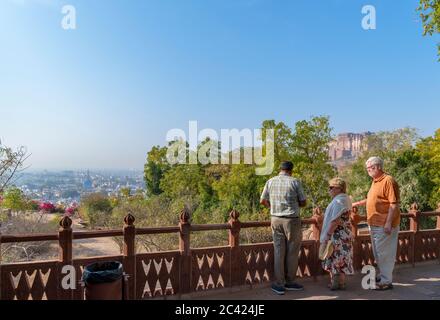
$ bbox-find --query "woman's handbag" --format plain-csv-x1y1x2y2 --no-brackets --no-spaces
319,240,334,260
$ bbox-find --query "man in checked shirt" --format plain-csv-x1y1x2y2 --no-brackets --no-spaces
260,161,307,295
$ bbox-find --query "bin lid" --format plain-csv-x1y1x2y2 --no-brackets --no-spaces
82,261,123,284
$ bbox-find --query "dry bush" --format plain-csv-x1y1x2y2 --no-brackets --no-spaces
0,211,59,262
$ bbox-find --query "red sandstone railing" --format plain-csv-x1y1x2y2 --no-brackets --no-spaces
0,203,439,300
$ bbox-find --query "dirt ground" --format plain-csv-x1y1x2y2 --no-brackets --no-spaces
39,214,121,260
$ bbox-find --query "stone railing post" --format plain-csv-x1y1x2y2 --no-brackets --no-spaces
123,213,136,300
409,203,421,232
350,207,362,271
179,208,191,295
312,207,323,241
436,203,440,264
228,210,241,287
409,203,421,266
350,206,361,238
436,203,440,230
58,215,73,300
311,207,323,279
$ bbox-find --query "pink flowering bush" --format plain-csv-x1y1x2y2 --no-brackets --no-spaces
65,202,78,216
39,202,55,213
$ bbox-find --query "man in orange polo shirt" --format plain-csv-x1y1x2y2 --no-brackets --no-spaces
353,156,400,290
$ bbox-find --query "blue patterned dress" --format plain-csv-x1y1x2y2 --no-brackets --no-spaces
322,210,354,275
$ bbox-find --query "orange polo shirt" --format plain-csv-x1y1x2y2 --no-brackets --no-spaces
366,173,401,227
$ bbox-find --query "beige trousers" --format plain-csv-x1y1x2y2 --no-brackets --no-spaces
271,216,302,286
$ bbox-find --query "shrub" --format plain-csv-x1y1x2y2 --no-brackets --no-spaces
54,204,66,214
39,202,56,213
0,212,59,262
79,193,113,228
65,202,78,216
28,200,40,211
1,187,29,211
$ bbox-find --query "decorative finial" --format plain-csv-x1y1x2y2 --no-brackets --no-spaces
124,213,135,225
180,208,190,223
229,210,240,221
313,207,322,216
410,202,419,212
59,215,72,229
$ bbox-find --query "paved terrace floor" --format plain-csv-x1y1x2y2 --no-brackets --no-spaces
189,261,440,300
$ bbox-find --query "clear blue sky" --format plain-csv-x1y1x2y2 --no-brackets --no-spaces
0,0,439,170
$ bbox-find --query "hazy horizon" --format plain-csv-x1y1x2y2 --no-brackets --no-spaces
1,0,439,170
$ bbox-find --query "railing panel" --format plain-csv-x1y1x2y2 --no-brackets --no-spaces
355,235,375,268
241,243,273,285
396,231,413,264
1,260,58,300
136,251,180,299
1,210,439,300
297,240,318,277
191,246,231,291
416,230,440,262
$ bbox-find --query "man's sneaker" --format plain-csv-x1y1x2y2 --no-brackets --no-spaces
285,283,304,291
271,284,285,295
374,282,393,291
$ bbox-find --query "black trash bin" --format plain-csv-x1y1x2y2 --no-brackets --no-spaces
82,261,123,300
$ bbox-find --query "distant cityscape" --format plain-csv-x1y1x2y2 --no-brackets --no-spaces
9,132,371,204
14,169,145,204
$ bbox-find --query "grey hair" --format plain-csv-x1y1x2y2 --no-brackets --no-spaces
366,156,384,170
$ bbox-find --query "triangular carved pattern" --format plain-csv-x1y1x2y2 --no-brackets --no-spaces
8,267,53,300
297,244,313,277
244,248,272,285
420,235,439,260
360,240,375,266
193,251,226,291
397,237,410,263
138,256,178,298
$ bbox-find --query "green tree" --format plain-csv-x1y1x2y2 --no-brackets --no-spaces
1,187,29,211
79,193,113,228
416,129,440,208
212,164,266,216
363,128,419,160
160,164,209,199
261,120,293,174
391,149,434,212
144,146,170,196
0,142,29,193
417,0,440,60
341,128,423,212
159,163,215,222
290,116,336,212
260,116,336,214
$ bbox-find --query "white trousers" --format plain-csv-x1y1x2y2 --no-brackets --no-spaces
369,226,399,284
